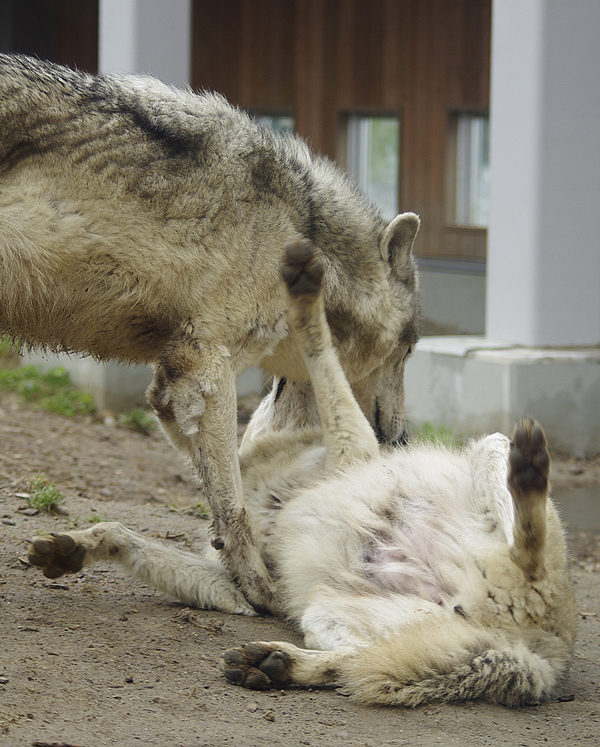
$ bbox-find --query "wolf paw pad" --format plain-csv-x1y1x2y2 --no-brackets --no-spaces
28,533,86,579
281,238,324,297
222,643,293,690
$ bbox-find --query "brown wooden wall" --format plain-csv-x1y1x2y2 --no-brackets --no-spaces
0,0,98,73
192,0,491,260
51,0,98,73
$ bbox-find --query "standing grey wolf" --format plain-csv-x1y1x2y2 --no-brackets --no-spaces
28,242,577,707
0,54,420,613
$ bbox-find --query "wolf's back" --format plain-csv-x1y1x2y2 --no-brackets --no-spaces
0,54,99,153
0,54,225,167
0,53,387,295
0,54,305,198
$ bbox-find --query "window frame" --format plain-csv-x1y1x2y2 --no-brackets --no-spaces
338,110,402,223
445,110,490,229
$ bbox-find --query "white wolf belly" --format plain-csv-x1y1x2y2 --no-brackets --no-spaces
273,447,498,621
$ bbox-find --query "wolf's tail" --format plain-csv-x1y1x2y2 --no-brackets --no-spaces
337,616,572,707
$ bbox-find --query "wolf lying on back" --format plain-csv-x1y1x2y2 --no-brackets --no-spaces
0,54,420,613
29,241,577,706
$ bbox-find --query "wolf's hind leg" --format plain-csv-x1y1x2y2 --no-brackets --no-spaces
281,239,378,470
334,618,570,706
507,418,550,580
28,522,255,615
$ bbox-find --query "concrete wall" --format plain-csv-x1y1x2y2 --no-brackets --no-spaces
24,352,266,412
25,352,152,412
405,337,600,456
418,260,486,335
406,2,600,456
99,0,191,85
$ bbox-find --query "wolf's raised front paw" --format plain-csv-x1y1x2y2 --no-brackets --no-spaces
28,533,86,579
221,642,293,690
281,238,324,298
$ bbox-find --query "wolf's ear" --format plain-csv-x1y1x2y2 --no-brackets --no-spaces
379,212,420,279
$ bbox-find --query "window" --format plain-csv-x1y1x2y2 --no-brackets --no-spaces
346,115,400,222
253,113,295,134
452,114,490,227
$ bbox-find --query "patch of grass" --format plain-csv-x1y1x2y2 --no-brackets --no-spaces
413,422,461,448
28,474,65,513
0,335,17,356
0,365,96,417
0,335,20,366
117,407,156,436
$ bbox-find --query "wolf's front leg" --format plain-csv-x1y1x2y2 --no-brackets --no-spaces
468,431,514,539
281,239,379,471
148,344,279,615
28,522,255,615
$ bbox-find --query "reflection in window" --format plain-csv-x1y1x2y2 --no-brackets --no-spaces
254,113,295,134
455,114,490,227
347,115,400,222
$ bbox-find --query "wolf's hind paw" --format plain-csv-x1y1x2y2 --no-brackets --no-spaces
222,642,293,690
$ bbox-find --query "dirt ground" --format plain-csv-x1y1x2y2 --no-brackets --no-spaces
1,389,599,747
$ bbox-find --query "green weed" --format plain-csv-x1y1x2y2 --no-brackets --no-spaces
187,501,211,520
0,335,18,358
413,422,461,448
0,365,96,417
0,336,20,368
28,474,65,513
118,407,156,436
64,514,109,529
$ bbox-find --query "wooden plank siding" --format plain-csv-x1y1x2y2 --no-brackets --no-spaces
191,0,491,260
51,0,98,74
0,0,97,73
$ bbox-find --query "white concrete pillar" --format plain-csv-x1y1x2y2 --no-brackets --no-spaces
99,0,191,85
486,0,600,346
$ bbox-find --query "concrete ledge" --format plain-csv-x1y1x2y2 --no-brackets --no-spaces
405,337,600,456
